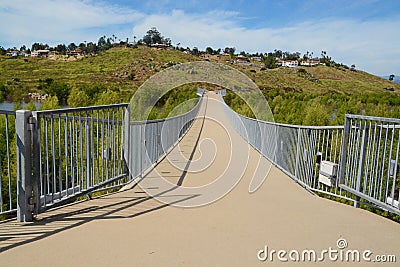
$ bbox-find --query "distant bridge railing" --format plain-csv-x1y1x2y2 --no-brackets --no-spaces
222,96,400,216
125,97,202,182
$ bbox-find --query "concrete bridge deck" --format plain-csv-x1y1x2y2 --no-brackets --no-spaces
1,92,399,266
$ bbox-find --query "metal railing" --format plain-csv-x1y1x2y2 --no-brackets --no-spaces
222,97,400,215
30,104,129,215
9,95,202,222
125,97,202,181
221,99,350,200
339,115,400,214
0,110,16,216
4,91,400,221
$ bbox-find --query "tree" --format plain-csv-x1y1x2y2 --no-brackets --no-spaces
0,82,6,102
82,83,106,99
31,42,49,51
55,44,67,54
142,27,163,46
68,88,90,107
40,80,71,105
191,47,200,56
68,43,77,50
264,55,277,69
78,42,87,52
303,102,330,126
86,42,97,54
40,95,60,110
273,49,282,59
25,102,37,111
224,47,235,55
95,90,120,105
206,47,214,55
98,36,106,47
283,51,300,60
320,50,332,65
164,38,171,46
303,51,310,60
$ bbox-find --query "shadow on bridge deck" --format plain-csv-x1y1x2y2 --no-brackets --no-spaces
1,92,399,266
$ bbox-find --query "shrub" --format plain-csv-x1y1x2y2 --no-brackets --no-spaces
68,88,90,107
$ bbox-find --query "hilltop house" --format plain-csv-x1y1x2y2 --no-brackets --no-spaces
300,58,324,66
31,50,50,57
6,51,18,57
66,49,83,56
277,59,298,68
251,56,263,62
233,55,251,66
150,43,169,49
6,51,28,57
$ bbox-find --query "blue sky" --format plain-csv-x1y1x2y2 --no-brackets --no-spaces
1,0,399,76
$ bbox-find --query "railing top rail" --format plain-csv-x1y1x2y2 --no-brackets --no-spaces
0,110,16,115
130,97,202,125
253,116,344,130
34,103,129,115
221,97,343,130
346,114,400,123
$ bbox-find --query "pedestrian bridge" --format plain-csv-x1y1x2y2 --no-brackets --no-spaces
1,91,399,266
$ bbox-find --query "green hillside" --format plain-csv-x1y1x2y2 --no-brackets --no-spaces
1,45,399,123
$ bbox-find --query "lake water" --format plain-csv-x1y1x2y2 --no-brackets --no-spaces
0,101,42,111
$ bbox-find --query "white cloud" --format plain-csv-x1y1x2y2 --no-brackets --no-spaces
0,0,143,45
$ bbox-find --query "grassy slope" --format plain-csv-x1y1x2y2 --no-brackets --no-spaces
1,46,399,120
242,65,400,95
0,46,197,102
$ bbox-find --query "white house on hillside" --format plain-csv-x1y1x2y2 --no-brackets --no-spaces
31,50,50,57
277,59,298,68
300,58,324,66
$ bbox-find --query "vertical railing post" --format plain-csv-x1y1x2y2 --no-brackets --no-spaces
140,124,143,178
294,128,302,180
32,112,41,215
86,115,91,189
124,106,130,179
354,124,368,208
338,115,351,186
16,110,33,222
